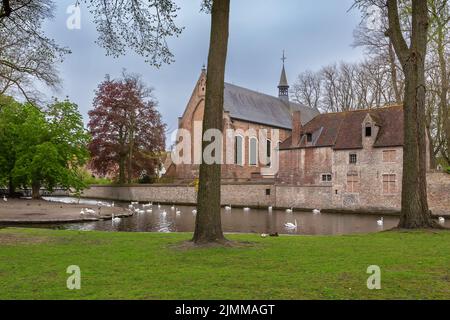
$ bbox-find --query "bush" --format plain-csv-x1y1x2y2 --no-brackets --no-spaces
446,166,450,174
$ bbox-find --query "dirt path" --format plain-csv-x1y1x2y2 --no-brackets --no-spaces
0,198,131,223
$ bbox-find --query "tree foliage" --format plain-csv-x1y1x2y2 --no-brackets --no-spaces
88,72,166,184
0,97,90,198
0,0,70,102
84,0,183,67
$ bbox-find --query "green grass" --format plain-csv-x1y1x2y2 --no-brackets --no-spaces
0,228,450,299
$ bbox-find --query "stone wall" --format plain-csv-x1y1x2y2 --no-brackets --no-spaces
80,172,450,214
427,171,450,215
81,183,276,207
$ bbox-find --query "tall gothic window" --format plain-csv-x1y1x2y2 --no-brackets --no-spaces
265,139,271,167
235,135,243,166
249,137,258,166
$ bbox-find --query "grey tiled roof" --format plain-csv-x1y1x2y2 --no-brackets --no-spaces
224,83,319,129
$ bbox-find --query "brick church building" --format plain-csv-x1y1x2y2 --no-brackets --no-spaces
171,61,319,182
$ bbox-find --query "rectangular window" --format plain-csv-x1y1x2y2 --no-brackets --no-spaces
306,133,312,143
266,139,271,167
349,153,357,164
382,174,396,193
322,174,332,182
365,126,372,137
249,137,258,166
235,136,243,166
346,173,360,193
382,150,396,163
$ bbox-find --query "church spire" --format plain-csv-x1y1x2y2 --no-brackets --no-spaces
278,50,289,101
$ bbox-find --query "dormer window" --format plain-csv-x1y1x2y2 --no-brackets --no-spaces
306,133,312,143
365,125,372,137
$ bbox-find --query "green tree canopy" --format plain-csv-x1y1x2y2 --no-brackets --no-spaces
0,97,90,198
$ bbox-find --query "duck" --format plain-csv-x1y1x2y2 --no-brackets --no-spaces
225,205,232,210
284,219,298,230
3,195,7,202
176,209,181,215
377,217,384,226
112,214,121,223
260,233,269,238
268,206,273,211
131,201,138,205
438,217,445,224
192,209,197,215
170,205,175,210
313,208,321,214
286,207,293,214
243,207,250,212
128,204,134,209
157,203,161,209
79,209,85,216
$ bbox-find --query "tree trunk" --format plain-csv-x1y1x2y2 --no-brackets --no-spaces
387,0,436,228
8,175,14,196
119,155,126,184
31,181,41,199
192,0,230,244
388,40,402,104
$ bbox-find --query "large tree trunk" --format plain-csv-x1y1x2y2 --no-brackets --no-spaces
192,0,230,244
31,180,41,200
387,0,436,228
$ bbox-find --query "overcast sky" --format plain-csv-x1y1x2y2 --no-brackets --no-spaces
42,0,365,142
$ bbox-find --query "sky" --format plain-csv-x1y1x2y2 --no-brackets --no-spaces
42,0,365,142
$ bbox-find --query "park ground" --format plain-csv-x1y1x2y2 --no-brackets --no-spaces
0,227,449,299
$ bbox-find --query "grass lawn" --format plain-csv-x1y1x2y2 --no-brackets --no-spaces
0,227,449,299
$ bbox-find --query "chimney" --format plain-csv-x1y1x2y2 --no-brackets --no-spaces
291,111,302,147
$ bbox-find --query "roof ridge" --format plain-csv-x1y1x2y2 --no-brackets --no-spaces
320,104,403,116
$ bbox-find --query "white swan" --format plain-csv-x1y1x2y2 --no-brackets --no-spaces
313,209,321,214
176,209,181,215
192,209,197,215
285,219,298,229
112,214,121,223
80,209,85,216
158,204,161,209
377,217,384,226
438,217,445,224
131,201,138,205
286,207,293,213
243,207,250,212
225,205,232,210
85,208,96,215
3,195,7,202
171,205,175,210
268,206,273,211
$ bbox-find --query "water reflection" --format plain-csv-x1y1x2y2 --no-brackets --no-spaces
36,196,419,235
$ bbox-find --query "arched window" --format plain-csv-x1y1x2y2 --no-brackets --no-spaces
235,135,244,166
266,139,272,167
249,137,258,166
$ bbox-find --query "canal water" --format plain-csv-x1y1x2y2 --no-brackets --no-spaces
40,196,403,235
